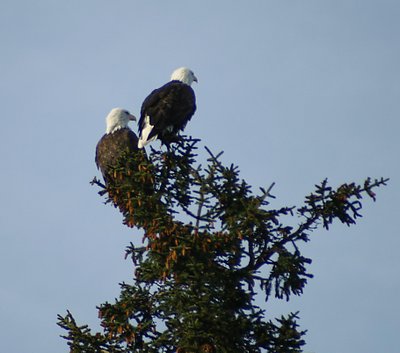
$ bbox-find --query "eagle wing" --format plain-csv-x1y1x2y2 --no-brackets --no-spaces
139,81,196,143
96,128,139,183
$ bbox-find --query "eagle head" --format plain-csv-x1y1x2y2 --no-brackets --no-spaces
106,108,136,134
170,67,198,86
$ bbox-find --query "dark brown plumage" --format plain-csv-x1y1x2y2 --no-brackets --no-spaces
96,127,139,184
138,67,197,148
95,108,138,184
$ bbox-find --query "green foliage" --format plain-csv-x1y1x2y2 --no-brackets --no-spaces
60,136,387,352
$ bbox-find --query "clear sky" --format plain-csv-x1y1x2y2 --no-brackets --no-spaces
1,1,399,352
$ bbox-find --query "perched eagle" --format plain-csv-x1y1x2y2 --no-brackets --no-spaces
138,67,197,148
96,108,138,184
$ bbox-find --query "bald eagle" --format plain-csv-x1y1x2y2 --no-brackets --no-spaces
95,108,138,184
138,67,197,148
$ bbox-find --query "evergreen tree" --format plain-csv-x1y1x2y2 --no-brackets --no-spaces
58,136,387,353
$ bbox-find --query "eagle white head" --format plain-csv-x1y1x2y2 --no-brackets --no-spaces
170,67,198,86
105,108,136,134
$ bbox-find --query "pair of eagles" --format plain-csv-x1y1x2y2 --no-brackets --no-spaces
95,67,197,184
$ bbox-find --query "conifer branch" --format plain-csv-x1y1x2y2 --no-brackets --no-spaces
63,136,388,352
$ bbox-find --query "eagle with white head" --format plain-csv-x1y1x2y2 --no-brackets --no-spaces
96,108,138,184
138,67,197,148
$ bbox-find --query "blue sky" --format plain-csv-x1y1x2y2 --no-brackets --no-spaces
1,1,399,352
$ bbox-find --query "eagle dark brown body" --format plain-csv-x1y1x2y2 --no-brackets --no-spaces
139,81,196,145
95,128,139,184
138,67,197,148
